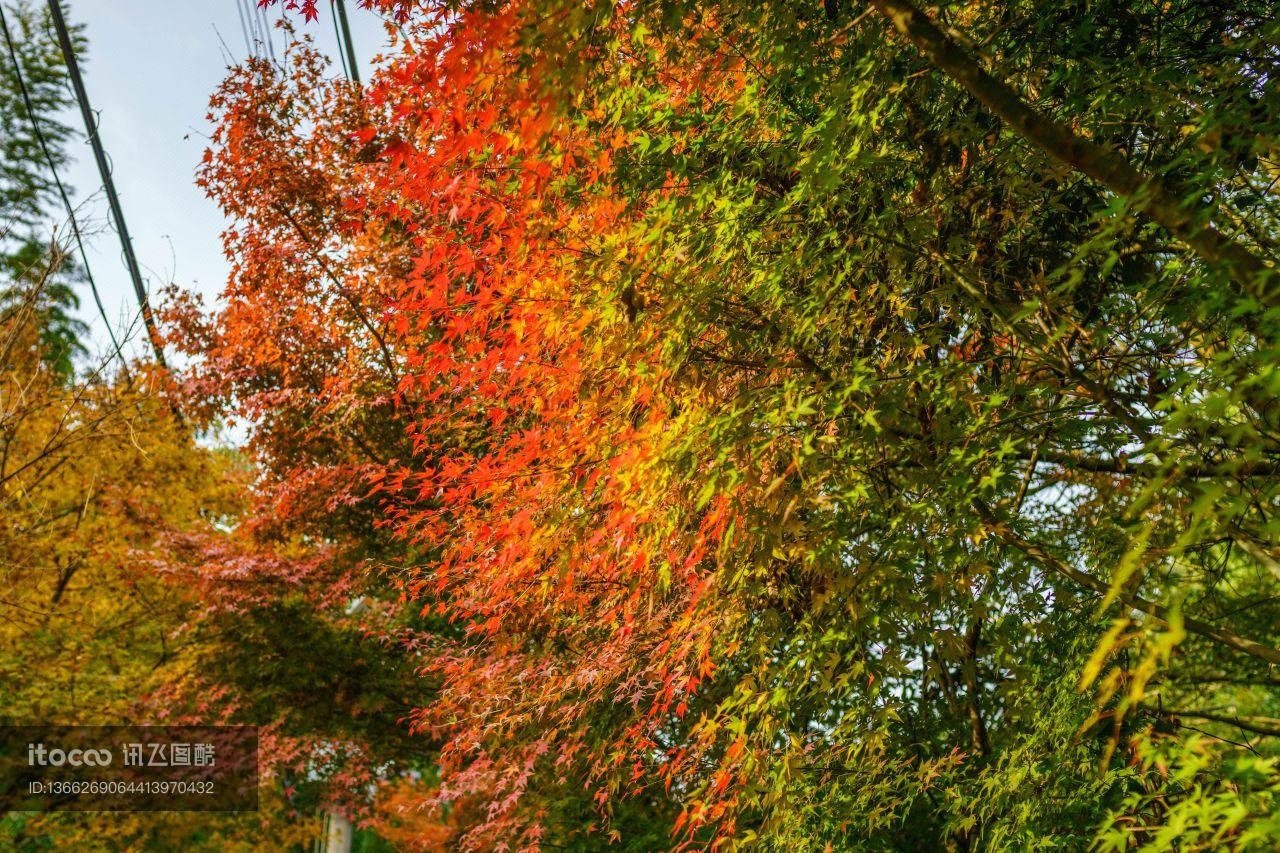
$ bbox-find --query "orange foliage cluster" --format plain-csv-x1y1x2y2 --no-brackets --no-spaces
174,1,761,845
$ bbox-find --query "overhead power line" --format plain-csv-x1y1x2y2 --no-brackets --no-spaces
0,1,125,366
257,0,276,60
235,0,253,58
330,0,350,80
332,0,359,85
45,0,167,367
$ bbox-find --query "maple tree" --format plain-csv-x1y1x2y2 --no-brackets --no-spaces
0,242,325,848
0,13,332,845
167,0,1280,848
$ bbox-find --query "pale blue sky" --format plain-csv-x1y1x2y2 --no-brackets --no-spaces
58,1,388,359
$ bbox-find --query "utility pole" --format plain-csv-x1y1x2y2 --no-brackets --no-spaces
333,0,359,85
320,811,353,853
46,0,167,367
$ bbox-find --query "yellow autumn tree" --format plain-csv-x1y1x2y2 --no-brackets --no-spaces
0,245,315,850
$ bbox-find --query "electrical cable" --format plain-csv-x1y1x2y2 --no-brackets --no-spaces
333,0,359,85
46,0,167,368
235,0,252,58
330,0,350,81
257,1,276,61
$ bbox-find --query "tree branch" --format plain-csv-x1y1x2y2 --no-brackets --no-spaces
274,205,401,386
1160,708,1280,739
868,0,1275,306
973,499,1280,667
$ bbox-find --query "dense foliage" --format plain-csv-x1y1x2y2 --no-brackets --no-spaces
0,0,88,377
0,7,326,848
169,0,1280,847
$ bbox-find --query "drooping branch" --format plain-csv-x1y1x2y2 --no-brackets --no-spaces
867,0,1276,307
1028,450,1280,480
274,204,401,386
973,500,1280,667
1159,708,1280,739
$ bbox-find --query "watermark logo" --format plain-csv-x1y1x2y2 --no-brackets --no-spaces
27,743,114,767
1,725,257,812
